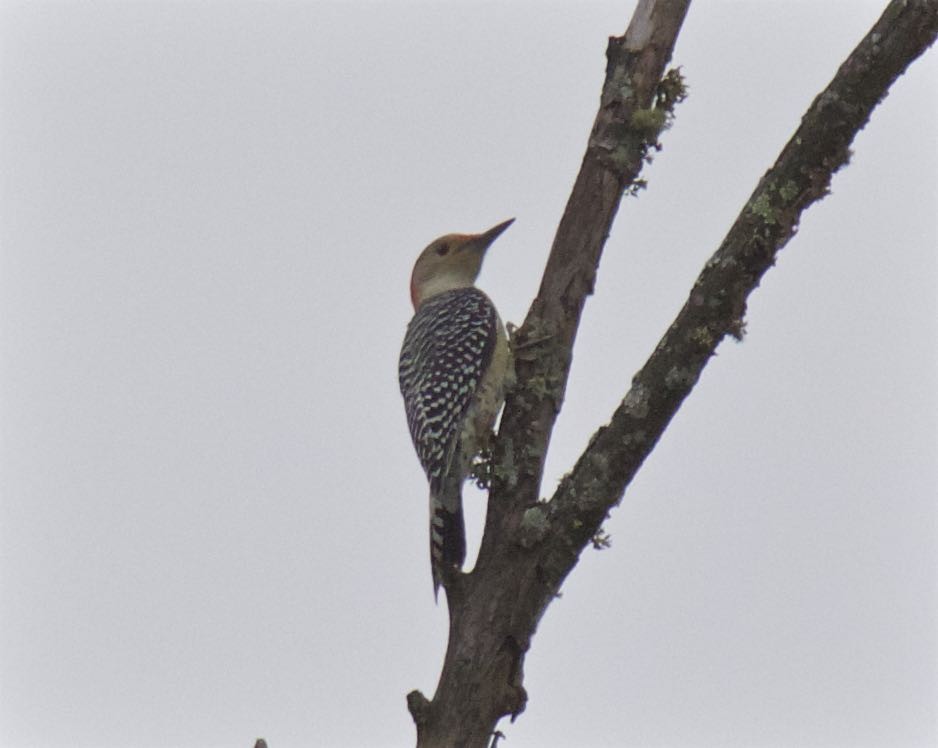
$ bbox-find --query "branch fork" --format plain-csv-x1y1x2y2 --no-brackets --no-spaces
408,2,938,746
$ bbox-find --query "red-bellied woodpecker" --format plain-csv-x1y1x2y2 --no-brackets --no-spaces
398,219,513,597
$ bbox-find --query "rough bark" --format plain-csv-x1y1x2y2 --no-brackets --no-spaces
407,1,938,746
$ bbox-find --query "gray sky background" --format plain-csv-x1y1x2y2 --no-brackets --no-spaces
1,2,936,747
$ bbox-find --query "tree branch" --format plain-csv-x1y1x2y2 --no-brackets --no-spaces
540,0,938,582
409,2,691,746
486,0,692,542
408,0,937,745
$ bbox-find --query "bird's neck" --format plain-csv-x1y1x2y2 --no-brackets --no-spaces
411,274,475,309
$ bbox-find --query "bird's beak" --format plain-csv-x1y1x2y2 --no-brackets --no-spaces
470,218,515,253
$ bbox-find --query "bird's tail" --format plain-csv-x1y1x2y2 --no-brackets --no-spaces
429,486,466,600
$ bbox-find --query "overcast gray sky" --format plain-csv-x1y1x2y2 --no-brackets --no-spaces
1,2,935,747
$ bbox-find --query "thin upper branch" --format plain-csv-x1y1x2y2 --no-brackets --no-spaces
541,0,938,572
481,0,691,563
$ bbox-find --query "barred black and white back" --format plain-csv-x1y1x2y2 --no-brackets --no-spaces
398,287,500,596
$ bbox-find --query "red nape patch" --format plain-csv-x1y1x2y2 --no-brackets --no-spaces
409,273,419,309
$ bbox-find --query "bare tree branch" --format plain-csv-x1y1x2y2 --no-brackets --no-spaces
408,2,691,746
407,0,937,746
540,0,938,583
488,0,692,535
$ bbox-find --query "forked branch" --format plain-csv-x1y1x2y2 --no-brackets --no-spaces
539,0,938,579
408,1,938,746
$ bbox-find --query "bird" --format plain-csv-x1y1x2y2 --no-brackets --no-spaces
398,218,513,597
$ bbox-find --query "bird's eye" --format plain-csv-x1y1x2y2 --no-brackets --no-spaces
435,243,450,257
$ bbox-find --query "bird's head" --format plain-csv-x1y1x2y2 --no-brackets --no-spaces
409,218,514,309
